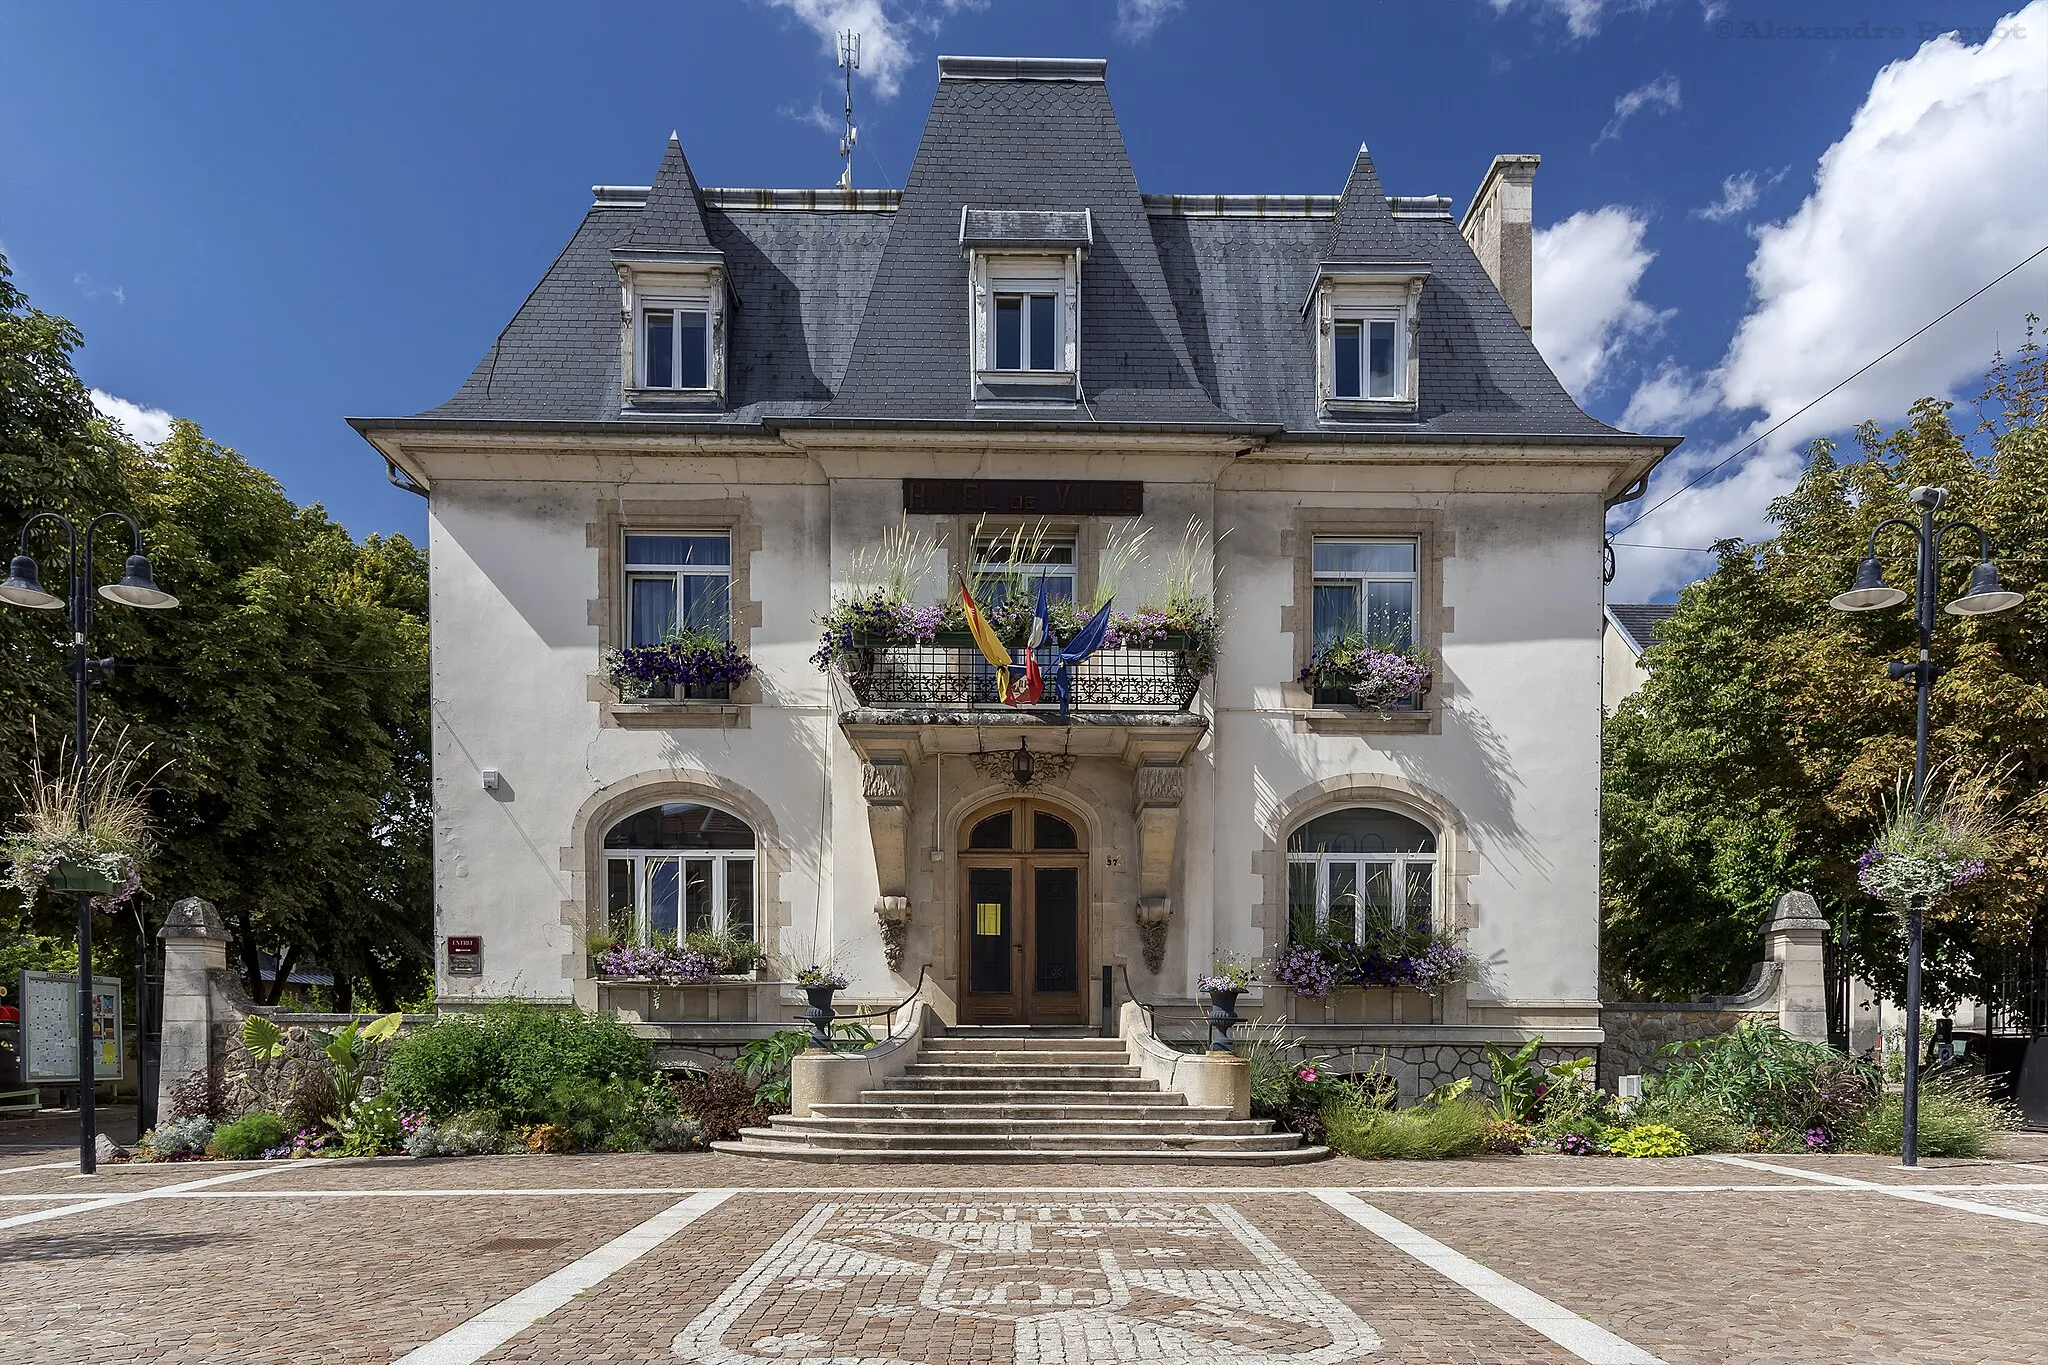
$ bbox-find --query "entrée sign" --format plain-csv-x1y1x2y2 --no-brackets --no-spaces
902,479,1142,517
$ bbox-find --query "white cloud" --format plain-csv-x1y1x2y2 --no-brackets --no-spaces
1116,0,1184,43
1531,206,1672,399
781,95,840,135
73,272,125,305
1620,358,1717,430
1489,0,1650,39
1595,74,1681,146
763,0,915,99
1693,171,1758,223
91,390,174,445
1609,4,2048,600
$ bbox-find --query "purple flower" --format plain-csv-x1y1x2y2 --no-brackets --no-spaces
596,944,714,982
1273,943,1337,998
1805,1126,1830,1151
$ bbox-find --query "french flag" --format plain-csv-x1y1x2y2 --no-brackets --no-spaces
1012,576,1049,705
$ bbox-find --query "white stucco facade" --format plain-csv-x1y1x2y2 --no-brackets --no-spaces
392,432,1649,1050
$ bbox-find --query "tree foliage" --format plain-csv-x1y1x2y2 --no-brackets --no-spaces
1605,326,2047,1007
0,250,430,1008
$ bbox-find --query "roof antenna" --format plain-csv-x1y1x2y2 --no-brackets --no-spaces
836,28,860,190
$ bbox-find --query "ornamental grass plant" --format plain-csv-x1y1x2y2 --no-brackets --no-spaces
1320,1078,1493,1160
3,721,161,911
1845,1070,2021,1159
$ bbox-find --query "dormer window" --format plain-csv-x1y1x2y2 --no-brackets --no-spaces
641,304,710,390
1308,266,1428,415
1333,315,1400,400
961,207,1090,402
615,262,727,406
994,291,1059,372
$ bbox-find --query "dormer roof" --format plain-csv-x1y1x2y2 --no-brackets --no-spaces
618,133,721,263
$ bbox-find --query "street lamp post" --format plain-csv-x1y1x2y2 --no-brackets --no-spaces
1827,485,2022,1167
2,512,178,1173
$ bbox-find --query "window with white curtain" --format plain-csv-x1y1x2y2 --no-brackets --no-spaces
1286,806,1437,942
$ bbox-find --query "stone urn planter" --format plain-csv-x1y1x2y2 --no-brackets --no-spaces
802,985,841,1049
1204,987,1243,1053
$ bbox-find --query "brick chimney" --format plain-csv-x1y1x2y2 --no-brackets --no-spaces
1460,154,1540,334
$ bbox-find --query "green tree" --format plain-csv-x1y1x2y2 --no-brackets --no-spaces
1604,328,2047,1008
1,251,431,1007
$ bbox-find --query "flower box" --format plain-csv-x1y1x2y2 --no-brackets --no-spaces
47,858,121,896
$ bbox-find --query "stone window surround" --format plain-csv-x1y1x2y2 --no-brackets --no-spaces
1279,506,1452,735
967,250,1082,387
943,514,1104,608
616,263,729,408
1251,771,1475,1024
588,495,764,728
1312,274,1425,416
560,768,793,985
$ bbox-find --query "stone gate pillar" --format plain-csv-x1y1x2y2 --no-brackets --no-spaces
157,897,230,1119
1765,891,1829,1042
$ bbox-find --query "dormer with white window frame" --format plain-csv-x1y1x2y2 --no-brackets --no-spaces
612,132,731,411
616,261,730,408
961,207,1089,403
1307,266,1428,416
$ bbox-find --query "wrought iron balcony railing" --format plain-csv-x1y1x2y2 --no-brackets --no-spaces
843,644,1200,712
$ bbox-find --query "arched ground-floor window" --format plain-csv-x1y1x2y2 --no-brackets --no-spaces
1286,806,1437,943
602,801,756,945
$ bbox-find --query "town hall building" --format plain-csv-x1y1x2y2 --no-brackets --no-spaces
353,55,1677,1109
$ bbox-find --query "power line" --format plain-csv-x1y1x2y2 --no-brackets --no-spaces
1609,242,2048,538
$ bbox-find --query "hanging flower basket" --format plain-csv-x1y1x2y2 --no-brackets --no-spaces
47,856,122,896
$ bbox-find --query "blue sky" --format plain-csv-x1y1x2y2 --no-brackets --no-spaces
4,0,2042,599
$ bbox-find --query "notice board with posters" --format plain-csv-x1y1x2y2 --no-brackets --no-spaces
18,971,122,1083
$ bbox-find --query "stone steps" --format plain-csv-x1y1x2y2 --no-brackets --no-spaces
709,1137,1332,1166
773,1114,1272,1136
717,1026,1327,1165
734,1123,1304,1153
814,1101,1227,1121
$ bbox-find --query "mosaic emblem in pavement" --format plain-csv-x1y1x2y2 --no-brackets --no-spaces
674,1199,1382,1364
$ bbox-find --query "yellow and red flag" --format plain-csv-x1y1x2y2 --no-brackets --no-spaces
959,582,1015,704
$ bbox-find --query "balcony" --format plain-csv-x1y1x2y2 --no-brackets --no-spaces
841,643,1200,713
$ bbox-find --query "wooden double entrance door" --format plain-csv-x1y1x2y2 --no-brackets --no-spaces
959,798,1088,1025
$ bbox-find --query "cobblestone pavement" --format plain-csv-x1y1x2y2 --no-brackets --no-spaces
2,1143,2044,1364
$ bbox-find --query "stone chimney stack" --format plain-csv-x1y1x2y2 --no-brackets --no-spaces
1460,154,1540,334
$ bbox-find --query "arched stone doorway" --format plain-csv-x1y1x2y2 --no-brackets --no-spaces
957,797,1089,1025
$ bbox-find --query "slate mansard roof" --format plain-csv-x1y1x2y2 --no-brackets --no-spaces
369,55,1665,445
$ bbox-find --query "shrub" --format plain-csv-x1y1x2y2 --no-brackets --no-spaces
340,1097,406,1156
1321,1090,1493,1160
675,1066,773,1143
405,1109,506,1158
521,1123,578,1154
1623,1089,1745,1154
1531,1057,1614,1147
381,1000,655,1131
1845,1072,2020,1159
1653,1024,1876,1142
1609,1123,1692,1158
212,1112,286,1160
167,1063,227,1123
145,1116,213,1160
1481,1118,1529,1154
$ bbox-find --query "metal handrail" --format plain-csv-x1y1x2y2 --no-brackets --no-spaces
829,964,932,1044
1110,963,1161,1038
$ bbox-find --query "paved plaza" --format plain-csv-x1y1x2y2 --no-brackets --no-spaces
1,1137,2045,1364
